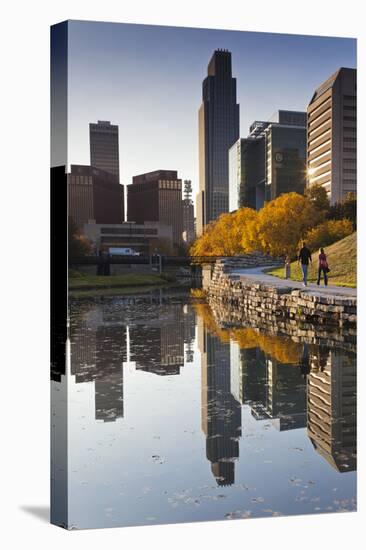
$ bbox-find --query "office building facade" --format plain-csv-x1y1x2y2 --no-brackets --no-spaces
197,50,239,234
84,220,174,256
89,120,120,183
127,170,183,248
68,164,124,229
228,111,306,210
229,137,266,211
307,67,357,204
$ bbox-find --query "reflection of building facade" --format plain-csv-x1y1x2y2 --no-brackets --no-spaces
127,170,183,248
230,344,306,431
130,304,185,376
84,221,173,255
94,326,125,422
228,111,306,210
183,304,196,363
262,358,307,431
307,68,357,204
307,347,356,472
68,164,124,229
197,50,240,235
198,320,241,486
70,305,126,422
230,345,267,408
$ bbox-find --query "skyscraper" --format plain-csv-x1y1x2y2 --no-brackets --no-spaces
197,50,239,235
307,68,357,204
89,120,120,183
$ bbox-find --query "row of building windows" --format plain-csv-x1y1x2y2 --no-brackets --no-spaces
100,227,158,235
308,138,331,156
308,149,330,165
309,107,331,127
308,128,331,147
308,117,331,136
309,96,331,119
101,236,157,244
309,169,331,183
343,116,356,122
69,176,92,186
158,181,181,189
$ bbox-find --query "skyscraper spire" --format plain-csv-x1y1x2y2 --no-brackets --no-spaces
197,50,239,236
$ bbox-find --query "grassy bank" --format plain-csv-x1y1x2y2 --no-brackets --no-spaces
267,232,356,288
69,272,174,295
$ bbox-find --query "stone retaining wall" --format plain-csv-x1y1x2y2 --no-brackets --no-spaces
208,259,357,328
207,299,356,354
202,253,283,290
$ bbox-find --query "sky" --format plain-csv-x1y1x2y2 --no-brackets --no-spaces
67,20,356,202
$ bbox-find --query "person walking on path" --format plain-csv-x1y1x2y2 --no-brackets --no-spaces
317,247,329,286
298,241,312,286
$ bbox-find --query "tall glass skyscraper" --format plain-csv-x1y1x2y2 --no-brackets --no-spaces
89,120,120,183
197,50,239,235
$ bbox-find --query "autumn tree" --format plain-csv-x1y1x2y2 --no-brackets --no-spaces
190,193,328,259
189,207,258,257
303,219,353,251
305,183,330,214
68,217,92,259
253,193,322,258
328,192,357,229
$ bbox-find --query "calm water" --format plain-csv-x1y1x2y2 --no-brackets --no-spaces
51,288,356,529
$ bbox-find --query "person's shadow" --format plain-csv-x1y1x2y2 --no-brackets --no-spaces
20,506,49,523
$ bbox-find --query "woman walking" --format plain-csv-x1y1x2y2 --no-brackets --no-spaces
317,247,329,286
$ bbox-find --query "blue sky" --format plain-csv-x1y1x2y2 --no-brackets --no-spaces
67,20,356,200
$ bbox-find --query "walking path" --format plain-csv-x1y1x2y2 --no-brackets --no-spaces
230,266,356,299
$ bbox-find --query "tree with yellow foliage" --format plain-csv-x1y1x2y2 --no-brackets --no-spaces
251,193,323,258
190,207,258,256
190,193,324,258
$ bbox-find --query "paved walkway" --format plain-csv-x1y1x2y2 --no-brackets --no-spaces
230,266,357,298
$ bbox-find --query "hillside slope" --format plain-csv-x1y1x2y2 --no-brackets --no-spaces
268,232,356,287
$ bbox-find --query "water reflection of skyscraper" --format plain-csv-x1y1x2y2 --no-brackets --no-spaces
199,319,242,486
129,303,187,376
231,344,307,431
70,305,126,422
307,347,356,472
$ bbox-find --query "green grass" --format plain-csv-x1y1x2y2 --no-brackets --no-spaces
69,272,172,291
267,232,357,288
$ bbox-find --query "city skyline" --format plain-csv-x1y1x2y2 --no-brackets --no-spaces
67,20,356,206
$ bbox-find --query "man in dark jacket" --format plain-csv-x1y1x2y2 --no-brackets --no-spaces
298,241,312,286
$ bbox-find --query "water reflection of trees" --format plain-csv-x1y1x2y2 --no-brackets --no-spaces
194,303,304,364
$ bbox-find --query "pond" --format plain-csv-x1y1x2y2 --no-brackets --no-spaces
51,288,356,529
